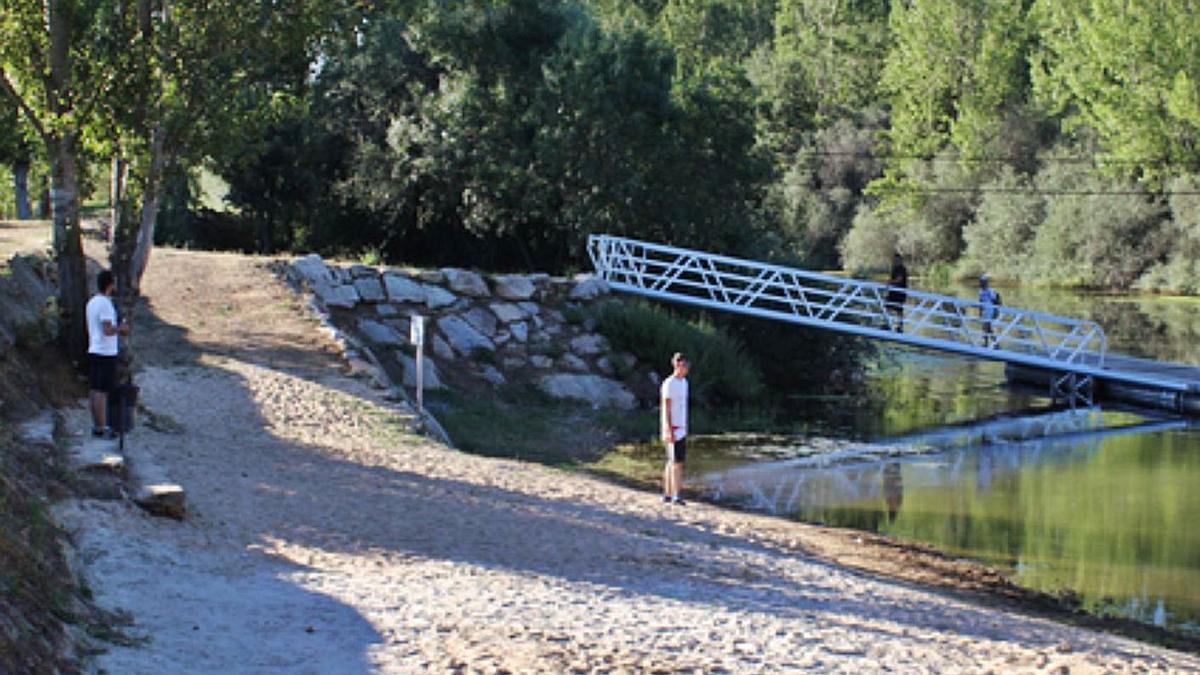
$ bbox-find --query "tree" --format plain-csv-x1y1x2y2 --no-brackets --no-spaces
0,93,34,219
0,0,122,361
1031,0,1200,184
878,0,1031,178
771,0,890,121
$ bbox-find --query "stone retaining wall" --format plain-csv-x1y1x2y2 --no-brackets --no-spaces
284,255,658,416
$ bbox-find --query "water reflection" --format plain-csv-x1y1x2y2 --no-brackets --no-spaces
603,285,1200,635
698,410,1200,635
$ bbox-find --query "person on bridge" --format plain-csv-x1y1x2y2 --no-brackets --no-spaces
886,253,908,333
661,352,690,506
978,275,1002,348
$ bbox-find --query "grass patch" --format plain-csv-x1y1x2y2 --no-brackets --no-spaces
593,299,765,405
429,386,656,465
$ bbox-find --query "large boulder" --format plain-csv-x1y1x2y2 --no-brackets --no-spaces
492,274,536,300
423,284,457,309
509,321,529,343
569,275,609,301
397,353,446,390
558,354,590,372
464,307,498,337
437,315,495,355
358,319,405,347
570,334,609,356
442,268,490,297
353,277,386,303
292,254,331,286
313,282,359,309
537,374,636,409
489,302,525,324
384,274,427,304
480,365,506,387
431,335,455,360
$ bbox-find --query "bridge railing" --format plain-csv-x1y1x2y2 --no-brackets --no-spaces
587,234,1107,367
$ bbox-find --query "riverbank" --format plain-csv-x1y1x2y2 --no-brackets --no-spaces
43,242,1198,670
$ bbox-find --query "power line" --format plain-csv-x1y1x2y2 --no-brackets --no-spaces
793,149,1194,167
865,185,1200,196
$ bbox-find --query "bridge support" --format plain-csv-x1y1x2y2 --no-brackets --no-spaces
1050,372,1094,408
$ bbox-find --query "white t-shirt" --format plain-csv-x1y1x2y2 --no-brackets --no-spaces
86,294,118,356
660,375,688,441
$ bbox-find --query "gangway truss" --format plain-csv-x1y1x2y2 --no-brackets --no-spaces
587,235,1126,406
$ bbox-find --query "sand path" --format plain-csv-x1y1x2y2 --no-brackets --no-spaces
55,248,1200,673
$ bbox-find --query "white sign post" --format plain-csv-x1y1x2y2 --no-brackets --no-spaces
409,315,426,420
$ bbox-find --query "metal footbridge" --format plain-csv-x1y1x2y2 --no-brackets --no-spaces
587,234,1200,413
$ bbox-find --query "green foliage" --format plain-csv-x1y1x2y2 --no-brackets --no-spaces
957,167,1044,280
1031,0,1200,184
881,0,1031,164
594,299,765,405
771,0,890,121
358,247,385,267
845,148,978,274
764,112,887,268
1135,175,1200,293
1027,163,1169,288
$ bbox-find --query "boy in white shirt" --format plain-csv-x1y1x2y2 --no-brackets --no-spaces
86,270,128,438
660,352,690,505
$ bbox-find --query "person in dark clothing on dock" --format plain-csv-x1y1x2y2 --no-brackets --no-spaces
886,253,908,333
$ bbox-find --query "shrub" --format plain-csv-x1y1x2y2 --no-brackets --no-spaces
839,205,896,275
957,166,1043,281
594,300,765,406
1028,163,1169,288
844,149,979,275
1136,175,1200,293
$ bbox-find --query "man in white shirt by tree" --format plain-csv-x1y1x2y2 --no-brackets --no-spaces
86,270,128,438
660,352,690,505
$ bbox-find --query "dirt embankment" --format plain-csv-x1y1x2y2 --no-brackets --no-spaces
0,220,115,674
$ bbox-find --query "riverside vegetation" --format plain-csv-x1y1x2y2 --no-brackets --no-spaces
3,1,1200,374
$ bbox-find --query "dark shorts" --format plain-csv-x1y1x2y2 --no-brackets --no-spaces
89,355,116,393
667,437,688,464
886,290,906,308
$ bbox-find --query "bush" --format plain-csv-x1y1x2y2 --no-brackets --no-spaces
594,299,765,406
1136,175,1200,293
957,166,1043,281
840,204,897,275
844,148,979,275
1028,163,1169,288
762,113,887,270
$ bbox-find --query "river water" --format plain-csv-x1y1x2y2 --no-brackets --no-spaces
622,285,1200,635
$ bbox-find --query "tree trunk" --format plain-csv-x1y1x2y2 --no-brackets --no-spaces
131,127,168,293
110,156,128,244
111,193,138,387
49,134,88,364
13,163,31,220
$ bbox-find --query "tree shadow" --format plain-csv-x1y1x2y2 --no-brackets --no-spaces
114,261,1170,665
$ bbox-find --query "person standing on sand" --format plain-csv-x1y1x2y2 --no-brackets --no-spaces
86,270,128,438
661,352,690,506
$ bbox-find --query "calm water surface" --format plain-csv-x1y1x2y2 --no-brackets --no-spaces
640,285,1200,634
